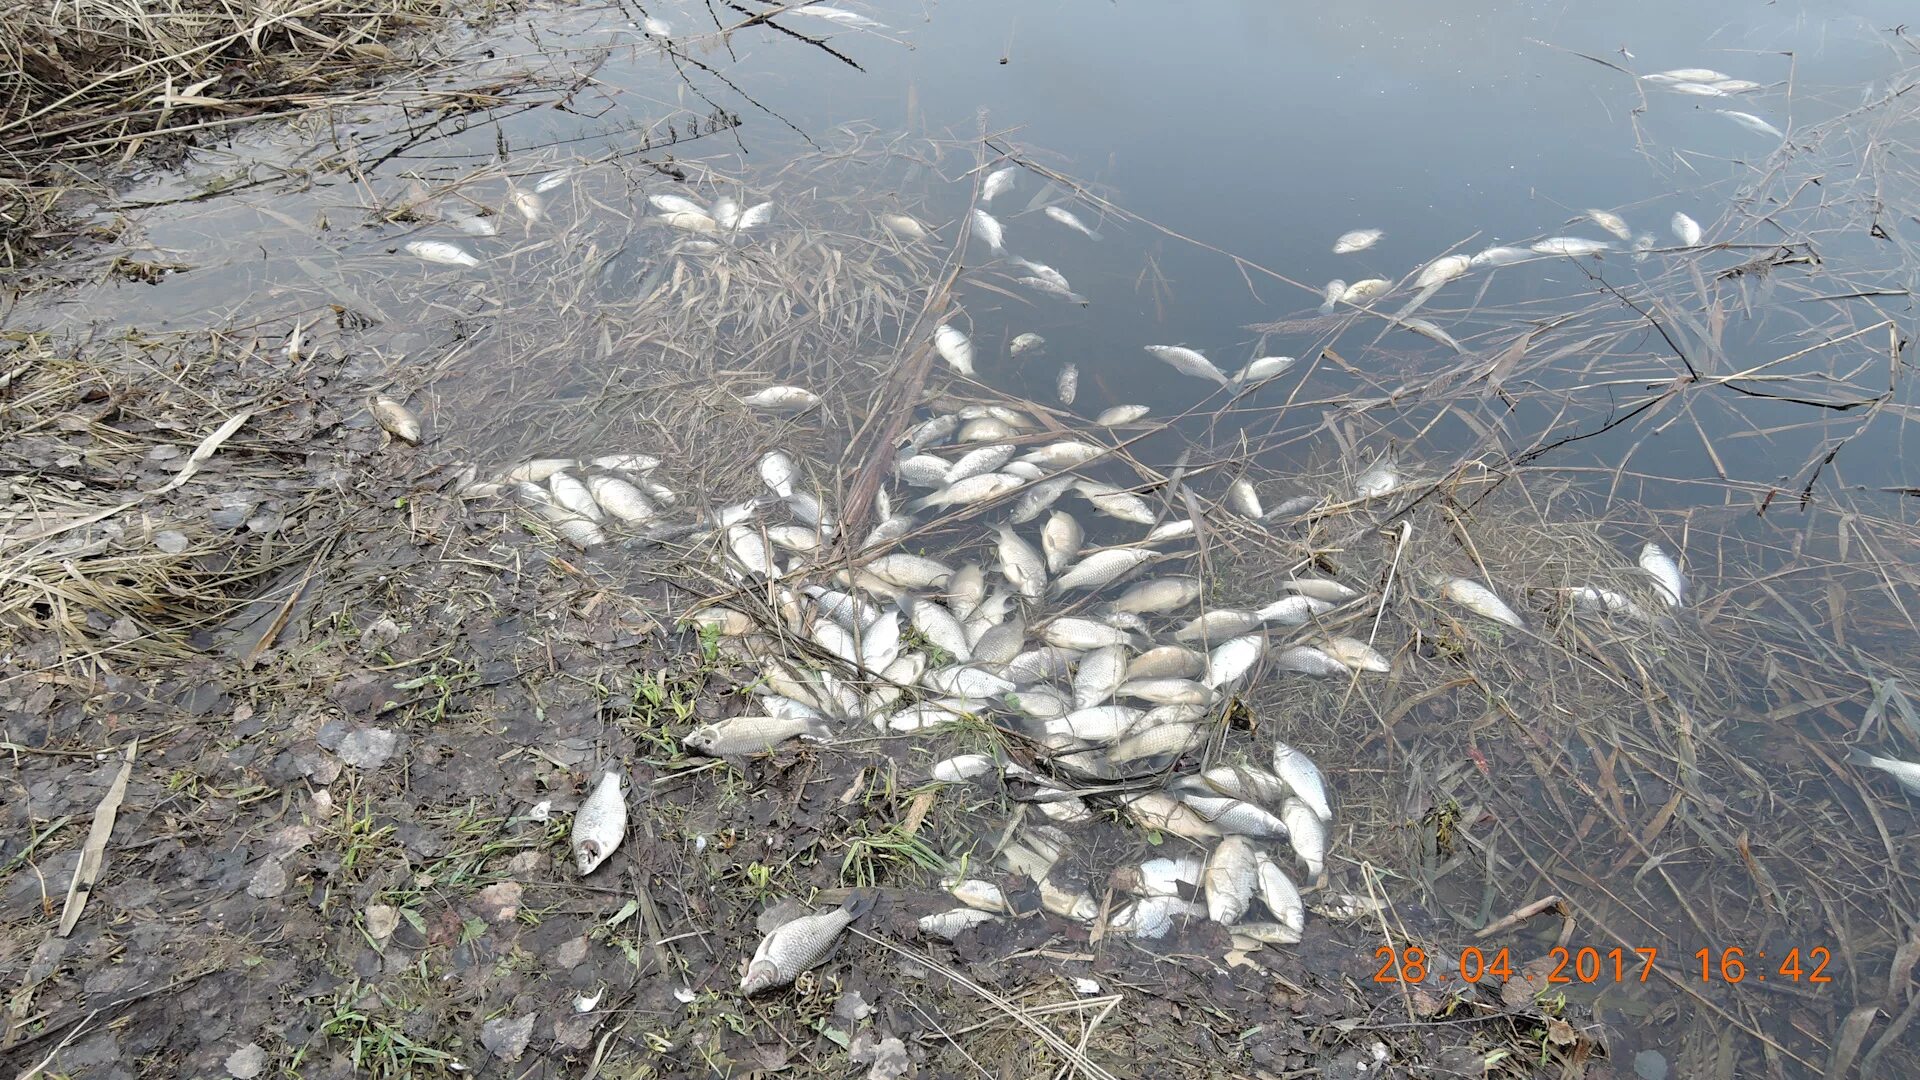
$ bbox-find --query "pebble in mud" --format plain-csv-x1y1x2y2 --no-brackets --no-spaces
479,1013,535,1062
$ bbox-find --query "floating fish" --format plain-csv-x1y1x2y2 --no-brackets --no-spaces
1053,547,1157,592
1145,345,1230,385
1127,645,1207,681
1568,586,1650,622
1254,595,1333,626
881,213,928,240
369,395,420,443
1096,404,1150,425
1711,79,1763,93
1321,636,1390,673
1719,110,1784,139
791,5,887,30
970,209,1006,253
1226,477,1263,519
1354,459,1400,498
758,450,798,498
912,472,1025,511
586,475,657,523
649,193,706,216
1056,363,1079,404
641,17,672,36
571,772,627,875
1044,205,1104,240
1848,749,1920,796
1469,245,1534,268
659,210,718,233
741,892,874,993
1585,209,1632,240
1174,609,1260,645
1670,81,1728,97
933,324,976,377
444,207,497,236
511,189,543,224
1333,228,1384,254
1010,332,1046,356
734,202,775,231
995,525,1048,600
981,166,1017,202
1638,542,1687,607
1340,278,1391,306
1650,67,1732,83
742,385,820,413
1043,617,1134,650
863,553,955,589
1239,356,1296,384
1439,577,1526,629
1320,279,1347,315
1114,577,1200,615
1671,212,1703,246
403,240,479,268
1411,253,1472,291
1203,635,1265,689
1531,237,1610,256
1041,511,1084,574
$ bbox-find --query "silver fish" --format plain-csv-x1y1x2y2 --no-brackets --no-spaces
1203,634,1265,689
1412,253,1472,290
685,715,811,756
511,189,544,224
934,324,976,377
1107,895,1204,939
1016,275,1089,306
946,444,1016,484
1009,476,1076,523
1340,278,1392,306
861,513,916,549
1321,635,1390,673
1333,228,1383,254
649,193,707,216
1113,855,1203,897
1718,109,1784,138
370,395,421,443
1281,799,1327,879
1056,363,1079,404
1585,209,1632,240
1010,332,1046,356
733,202,774,230
1849,749,1920,796
1095,405,1149,426
1273,645,1349,678
1180,794,1288,838
902,595,971,661
1355,459,1400,498
958,416,1019,442
1670,81,1728,97
1671,212,1703,246
971,617,1027,666
1147,518,1196,542
1110,721,1204,764
1254,595,1334,626
1470,244,1534,268
403,240,480,268
1038,878,1098,922
1042,617,1134,650
571,772,626,875
1568,586,1650,622
902,413,959,450
861,611,902,669
550,472,605,522
741,893,873,993
1239,355,1297,384
1203,836,1258,924
981,166,1017,203
1531,236,1610,256
947,563,986,617
1145,345,1230,385
1047,704,1142,743
1286,577,1360,603
1044,205,1104,240
586,475,657,524
1174,610,1260,645
1053,547,1157,592
924,666,1014,699
1712,78,1763,93
1114,577,1200,614
1072,644,1129,709
1123,792,1222,840
1074,480,1156,524
864,554,955,589
930,754,1001,783
589,453,660,475
1227,477,1263,519
742,385,820,413
881,213,928,240
1041,511,1084,574
995,525,1048,600
1126,645,1206,681
1632,234,1657,262
726,525,774,577
913,472,1025,511
1253,851,1305,933
969,208,1006,253
758,450,798,498
659,210,718,233
1440,577,1526,629
1271,741,1332,823
919,907,1001,940
895,454,952,487
1009,685,1072,719
1650,67,1732,83
444,207,497,236
1639,542,1686,607
1004,646,1076,683
1199,764,1294,809
1320,278,1348,314
1116,677,1212,705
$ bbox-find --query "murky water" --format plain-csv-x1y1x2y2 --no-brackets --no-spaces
16,0,1920,1073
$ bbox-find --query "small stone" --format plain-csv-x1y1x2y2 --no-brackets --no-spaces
480,1014,534,1062
553,1015,595,1051
549,936,589,970
866,1036,911,1080
1634,1050,1669,1080
154,530,190,554
506,851,545,875
473,881,523,923
246,858,289,899
365,904,400,945
226,1042,267,1079
265,825,315,856
290,742,342,784
335,727,398,769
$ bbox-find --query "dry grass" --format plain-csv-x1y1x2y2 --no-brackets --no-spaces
0,0,465,265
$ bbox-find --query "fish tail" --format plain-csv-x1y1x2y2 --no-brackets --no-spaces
1084,228,1104,242
1846,747,1877,768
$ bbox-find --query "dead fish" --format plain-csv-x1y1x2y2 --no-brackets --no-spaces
980,165,1018,203
957,417,1020,443
1203,836,1258,924
895,454,952,488
1320,279,1347,314
369,395,421,443
1047,703,1141,743
1042,617,1134,650
1203,634,1265,689
511,189,544,224
929,754,1006,783
1848,749,1920,796
1145,345,1230,385
1333,228,1383,254
912,472,1026,511
685,715,811,756
1127,645,1206,681
589,453,661,474
863,554,954,589
1010,332,1046,356
1227,477,1263,519
1712,78,1763,93
1107,895,1204,939
1470,245,1534,268
1311,893,1388,921
1639,542,1687,606
1114,577,1200,614
1254,851,1305,933
1354,459,1400,498
1286,577,1359,603
1271,741,1332,823
1632,234,1656,262
1008,477,1075,523
734,202,774,231
1232,921,1302,948
1531,236,1610,256
934,324,976,376
970,208,1006,253
1016,275,1089,306
881,213,928,240
650,193,706,216
444,206,497,236
1179,793,1287,837
742,385,820,413
925,665,1015,699
586,475,657,523
946,444,1015,484
1669,81,1728,97
1039,878,1099,922
1112,855,1203,897
1321,635,1390,673
793,4,887,29
526,496,607,550
726,525,774,577
1254,595,1333,626
947,563,986,617
534,168,571,193
1720,110,1784,138
1074,480,1156,524
1568,586,1650,622
1044,205,1104,240
687,607,755,637
1439,577,1526,629
1174,609,1261,645
995,525,1049,600
1115,677,1211,705
1041,511,1084,574
919,907,1001,940
758,450,798,499
1053,547,1157,592
660,210,718,233
1273,644,1349,678
1281,799,1327,879
1671,212,1703,246
1071,644,1129,710
1402,317,1463,353
1648,67,1732,83
1340,278,1391,306
403,240,480,268
1123,792,1222,841
1411,253,1472,290
549,472,605,522
1199,764,1294,808
1239,355,1297,384
1056,363,1079,404
1585,209,1632,240
740,892,874,993
571,771,627,875
1096,404,1150,425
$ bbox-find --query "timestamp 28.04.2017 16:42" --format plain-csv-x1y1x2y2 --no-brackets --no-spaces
1373,945,1837,985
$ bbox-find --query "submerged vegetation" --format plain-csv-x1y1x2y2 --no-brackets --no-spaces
5,5,1920,1079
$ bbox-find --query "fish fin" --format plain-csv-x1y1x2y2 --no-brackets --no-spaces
1846,747,1876,768
1084,228,1104,242
841,887,880,920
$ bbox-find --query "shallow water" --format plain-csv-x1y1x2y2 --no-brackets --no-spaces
15,0,1920,1074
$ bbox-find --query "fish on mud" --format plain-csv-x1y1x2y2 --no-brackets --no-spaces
549,472,605,522
934,324,976,376
587,475,658,523
970,208,1007,253
369,395,421,443
741,892,875,993
1254,851,1305,933
1281,798,1328,879
403,240,480,268
1044,205,1104,240
1333,228,1383,254
919,907,1001,940
1203,836,1258,924
572,771,627,875
758,450,798,498
1177,792,1287,836
1123,792,1222,841
1638,542,1687,607
1107,895,1204,939
1254,595,1334,626
1271,741,1332,823
684,715,813,756
1145,345,1230,385
1113,577,1200,614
